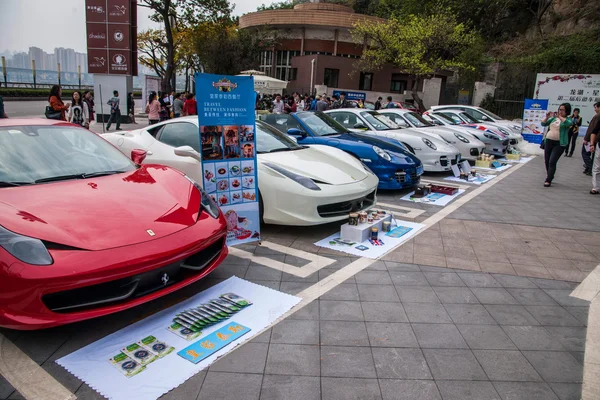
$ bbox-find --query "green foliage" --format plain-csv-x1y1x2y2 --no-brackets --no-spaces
478,93,500,114
139,0,232,25
0,89,143,98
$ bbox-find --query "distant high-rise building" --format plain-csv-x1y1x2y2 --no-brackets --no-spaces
28,46,47,70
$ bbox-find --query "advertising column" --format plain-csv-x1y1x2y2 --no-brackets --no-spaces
195,73,260,246
521,99,549,144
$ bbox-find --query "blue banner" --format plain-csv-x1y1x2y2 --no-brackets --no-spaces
522,98,549,144
332,90,366,101
177,322,251,364
195,74,260,246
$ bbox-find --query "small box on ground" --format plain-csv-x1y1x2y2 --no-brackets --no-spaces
506,154,521,161
341,214,393,243
430,184,460,195
475,160,492,168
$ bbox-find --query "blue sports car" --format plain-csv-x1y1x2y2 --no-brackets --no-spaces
260,112,424,190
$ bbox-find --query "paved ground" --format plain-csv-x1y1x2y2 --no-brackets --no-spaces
0,116,598,399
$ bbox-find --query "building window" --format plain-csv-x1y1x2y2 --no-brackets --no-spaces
274,50,299,81
390,74,408,93
259,50,273,77
359,72,373,91
324,68,339,88
288,68,298,81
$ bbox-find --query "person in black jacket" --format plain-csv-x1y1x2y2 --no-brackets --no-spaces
565,108,582,157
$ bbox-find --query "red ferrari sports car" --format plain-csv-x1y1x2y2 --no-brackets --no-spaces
0,119,228,330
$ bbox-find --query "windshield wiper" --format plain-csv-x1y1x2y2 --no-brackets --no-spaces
0,181,32,187
81,171,125,178
267,148,294,153
35,171,125,184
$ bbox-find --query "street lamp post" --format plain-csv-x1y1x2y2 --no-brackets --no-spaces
32,60,36,89
78,65,81,89
1,56,7,88
57,62,61,86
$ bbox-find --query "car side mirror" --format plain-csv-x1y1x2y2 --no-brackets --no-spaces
174,145,201,162
131,149,147,164
288,128,307,138
353,123,368,130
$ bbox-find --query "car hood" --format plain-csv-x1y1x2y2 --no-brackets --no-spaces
0,166,202,251
343,132,420,164
259,146,368,185
382,129,461,155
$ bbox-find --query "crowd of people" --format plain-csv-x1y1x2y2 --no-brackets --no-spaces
145,90,197,126
255,92,402,113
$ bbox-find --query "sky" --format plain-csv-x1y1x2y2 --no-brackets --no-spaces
0,0,271,54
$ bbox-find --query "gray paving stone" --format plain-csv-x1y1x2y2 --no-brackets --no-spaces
423,349,487,380
492,382,559,400
385,261,421,271
319,268,355,283
160,370,206,400
248,279,281,290
320,321,369,346
506,288,559,306
471,288,520,305
357,285,400,302
321,346,377,378
320,283,360,301
424,272,466,287
0,376,14,400
545,326,587,351
379,380,441,400
74,384,110,400
492,274,538,288
522,351,583,383
319,300,364,321
250,329,272,343
444,304,497,325
197,372,262,400
244,264,283,281
474,350,542,382
436,381,501,400
279,281,312,295
502,326,565,350
403,303,452,323
412,323,468,349
531,278,577,290
457,324,517,350
371,348,432,379
265,344,320,376
321,377,382,400
564,307,589,326
270,320,319,345
360,301,409,322
458,273,503,288
525,306,584,327
389,271,430,286
396,286,440,303
543,290,590,307
485,305,540,326
548,383,582,400
365,322,419,348
260,375,320,400
432,286,479,304
366,261,388,271
289,300,319,320
570,351,585,364
355,270,393,285
209,342,269,373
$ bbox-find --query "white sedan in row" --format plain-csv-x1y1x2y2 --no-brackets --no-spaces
324,109,461,172
102,117,379,226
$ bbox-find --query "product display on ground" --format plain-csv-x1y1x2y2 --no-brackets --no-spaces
401,189,466,206
56,277,300,400
474,164,512,172
498,156,535,164
444,174,496,185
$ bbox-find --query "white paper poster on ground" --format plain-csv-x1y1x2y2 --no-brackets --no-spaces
56,277,301,400
314,220,425,259
444,174,495,185
473,164,512,172
498,156,535,164
400,189,466,206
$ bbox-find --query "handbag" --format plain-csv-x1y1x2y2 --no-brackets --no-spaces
45,105,62,120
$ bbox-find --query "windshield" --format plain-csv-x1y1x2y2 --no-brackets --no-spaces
404,112,434,128
0,125,135,185
477,107,502,120
361,111,397,131
459,112,479,123
256,122,303,153
296,112,346,136
421,114,444,126
430,113,458,125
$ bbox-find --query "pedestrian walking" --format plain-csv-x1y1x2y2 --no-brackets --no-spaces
47,85,70,121
145,92,161,125
127,92,137,124
540,103,573,187
106,90,121,131
590,115,600,194
82,91,95,128
375,97,382,110
0,95,7,118
272,94,285,113
173,93,184,118
316,96,329,112
284,98,297,114
182,93,197,116
565,108,582,157
386,96,396,109
583,102,600,176
67,91,89,127
159,92,170,121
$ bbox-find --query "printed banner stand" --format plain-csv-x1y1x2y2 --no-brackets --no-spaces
195,73,260,247
522,98,549,144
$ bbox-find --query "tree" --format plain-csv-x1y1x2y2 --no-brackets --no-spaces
137,0,232,91
352,10,481,110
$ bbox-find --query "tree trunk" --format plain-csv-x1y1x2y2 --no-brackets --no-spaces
411,79,425,112
162,2,175,93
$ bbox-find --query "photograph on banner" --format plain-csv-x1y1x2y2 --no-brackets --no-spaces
522,99,549,143
196,73,260,246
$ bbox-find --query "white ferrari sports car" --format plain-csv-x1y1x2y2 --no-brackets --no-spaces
324,109,461,172
377,109,486,161
102,117,379,226
421,112,509,157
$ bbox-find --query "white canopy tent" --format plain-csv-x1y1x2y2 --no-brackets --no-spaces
237,71,288,95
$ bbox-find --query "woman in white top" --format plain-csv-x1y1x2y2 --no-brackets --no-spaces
68,91,90,128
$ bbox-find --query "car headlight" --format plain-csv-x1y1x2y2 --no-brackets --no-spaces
373,146,392,162
454,133,470,143
484,133,500,140
0,225,53,265
264,163,321,191
184,175,220,219
422,137,437,150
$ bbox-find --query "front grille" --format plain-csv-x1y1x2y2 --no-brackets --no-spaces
394,170,419,184
317,190,376,218
43,238,225,313
470,148,480,156
502,140,509,146
510,139,518,145
440,156,449,167
451,156,460,165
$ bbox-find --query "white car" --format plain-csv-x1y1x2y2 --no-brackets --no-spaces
377,109,486,161
422,112,509,157
324,109,461,172
430,105,523,145
102,117,379,226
